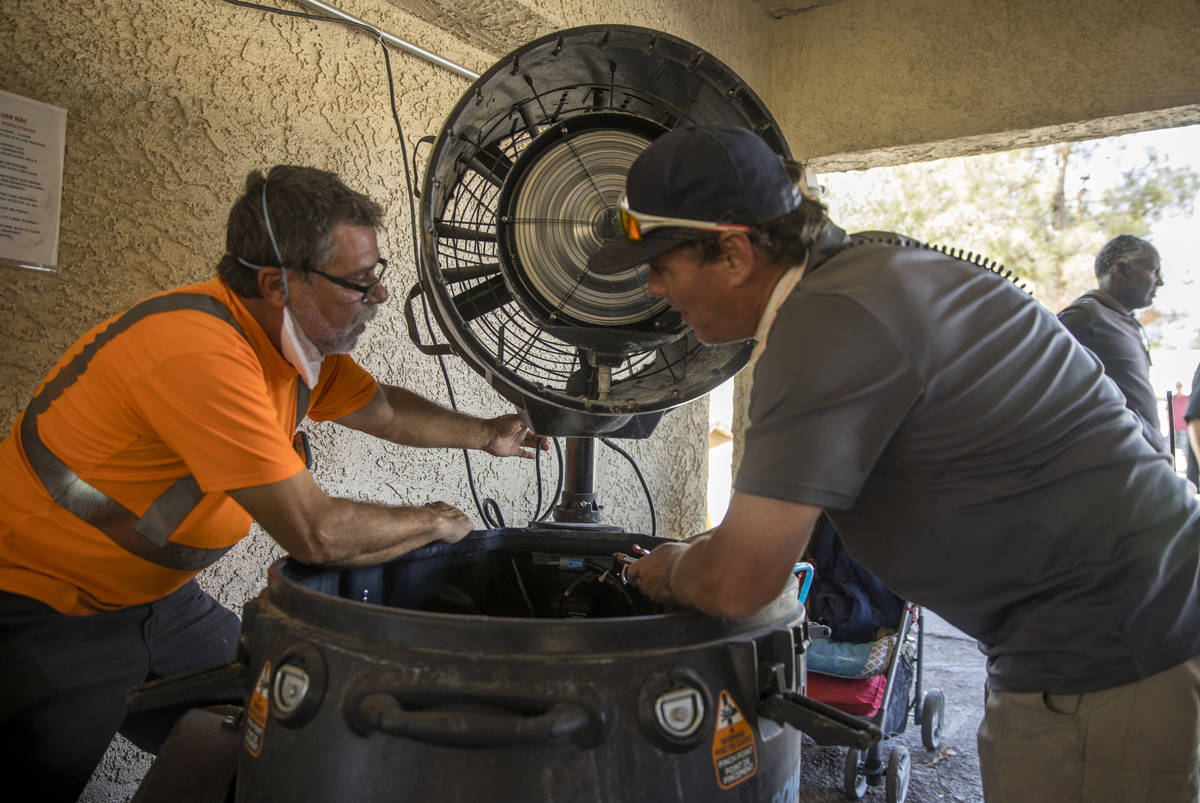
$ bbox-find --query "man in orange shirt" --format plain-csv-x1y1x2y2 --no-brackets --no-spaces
0,165,543,800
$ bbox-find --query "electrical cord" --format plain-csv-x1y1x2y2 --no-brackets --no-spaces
221,0,377,35
375,11,524,529
223,0,568,528
534,439,544,521
600,437,657,539
509,556,537,617
379,16,552,530
536,437,564,522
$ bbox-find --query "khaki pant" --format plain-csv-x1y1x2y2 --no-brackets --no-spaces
978,655,1200,802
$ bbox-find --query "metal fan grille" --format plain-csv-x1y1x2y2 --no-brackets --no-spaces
419,26,786,424
430,97,715,403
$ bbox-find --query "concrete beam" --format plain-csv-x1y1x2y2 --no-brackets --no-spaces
766,0,1200,169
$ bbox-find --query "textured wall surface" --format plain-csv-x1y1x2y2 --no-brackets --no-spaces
767,0,1200,170
385,0,778,96
4,0,1198,798
0,1,751,799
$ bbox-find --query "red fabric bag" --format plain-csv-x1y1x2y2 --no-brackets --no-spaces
805,671,887,717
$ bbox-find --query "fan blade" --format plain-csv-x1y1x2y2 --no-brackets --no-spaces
441,262,501,283
543,324,683,359
518,103,540,137
464,142,513,189
652,335,693,383
435,221,498,242
451,275,513,322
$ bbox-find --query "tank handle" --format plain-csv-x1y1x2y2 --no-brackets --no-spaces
126,658,247,712
758,691,881,751
346,689,606,749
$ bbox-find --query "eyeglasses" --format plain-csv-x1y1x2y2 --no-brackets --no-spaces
309,259,388,303
617,195,750,243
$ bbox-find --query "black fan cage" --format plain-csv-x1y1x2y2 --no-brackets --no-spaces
417,26,790,435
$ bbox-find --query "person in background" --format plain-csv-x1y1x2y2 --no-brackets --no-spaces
0,165,544,801
593,123,1200,803
1171,380,1191,453
1058,234,1168,454
1187,367,1200,489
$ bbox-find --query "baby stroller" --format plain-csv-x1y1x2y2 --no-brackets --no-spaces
801,517,946,803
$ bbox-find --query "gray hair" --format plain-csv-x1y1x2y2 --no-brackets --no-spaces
1095,234,1154,282
217,166,383,298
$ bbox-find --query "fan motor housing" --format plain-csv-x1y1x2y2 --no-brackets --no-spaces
417,25,791,437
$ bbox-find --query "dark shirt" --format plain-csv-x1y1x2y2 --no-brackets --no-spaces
1057,290,1167,454
1186,363,1200,486
737,228,1200,695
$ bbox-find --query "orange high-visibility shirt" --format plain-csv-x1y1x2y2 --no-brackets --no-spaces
0,279,377,614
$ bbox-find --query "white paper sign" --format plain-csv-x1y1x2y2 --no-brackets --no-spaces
0,89,67,273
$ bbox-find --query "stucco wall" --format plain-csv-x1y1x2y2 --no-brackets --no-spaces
0,1,774,798
7,0,1197,798
378,0,776,94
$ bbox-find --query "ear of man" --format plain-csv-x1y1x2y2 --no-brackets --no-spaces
257,266,289,308
716,230,759,287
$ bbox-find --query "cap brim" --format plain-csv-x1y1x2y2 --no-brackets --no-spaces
586,230,703,275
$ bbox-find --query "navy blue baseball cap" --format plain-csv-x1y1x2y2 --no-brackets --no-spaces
587,123,797,275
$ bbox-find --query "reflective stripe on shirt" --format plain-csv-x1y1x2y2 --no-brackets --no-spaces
18,292,308,572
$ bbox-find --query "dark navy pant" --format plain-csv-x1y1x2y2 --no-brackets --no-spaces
0,581,241,802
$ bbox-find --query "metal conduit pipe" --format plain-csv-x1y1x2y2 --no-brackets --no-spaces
291,0,480,80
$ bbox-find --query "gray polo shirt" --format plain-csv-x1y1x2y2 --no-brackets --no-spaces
736,231,1200,694
1058,290,1167,454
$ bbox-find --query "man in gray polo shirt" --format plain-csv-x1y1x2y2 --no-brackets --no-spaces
1058,235,1168,453
596,123,1200,802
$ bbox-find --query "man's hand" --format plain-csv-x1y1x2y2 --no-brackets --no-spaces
483,414,548,458
626,541,689,605
626,495,822,618
423,501,472,544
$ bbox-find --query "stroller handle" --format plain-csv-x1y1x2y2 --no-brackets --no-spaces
792,561,814,604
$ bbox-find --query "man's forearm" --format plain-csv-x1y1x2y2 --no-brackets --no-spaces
630,494,822,619
229,475,471,567
292,498,459,566
378,385,490,449
668,535,786,618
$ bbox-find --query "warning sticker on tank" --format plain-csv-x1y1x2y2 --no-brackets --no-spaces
711,689,758,789
244,660,271,757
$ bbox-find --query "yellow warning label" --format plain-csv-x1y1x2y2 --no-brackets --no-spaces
244,660,271,757
711,689,758,789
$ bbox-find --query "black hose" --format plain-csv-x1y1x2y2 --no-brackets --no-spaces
599,437,657,538
536,437,565,522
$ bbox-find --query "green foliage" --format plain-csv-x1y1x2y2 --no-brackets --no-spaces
820,139,1199,313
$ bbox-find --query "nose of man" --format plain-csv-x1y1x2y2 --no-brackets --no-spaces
369,282,390,304
646,271,666,299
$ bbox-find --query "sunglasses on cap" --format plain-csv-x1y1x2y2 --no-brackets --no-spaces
617,195,750,243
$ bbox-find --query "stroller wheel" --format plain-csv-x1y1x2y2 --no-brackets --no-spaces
843,747,867,799
886,744,911,803
921,689,945,749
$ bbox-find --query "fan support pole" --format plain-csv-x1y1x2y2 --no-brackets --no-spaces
553,437,605,524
